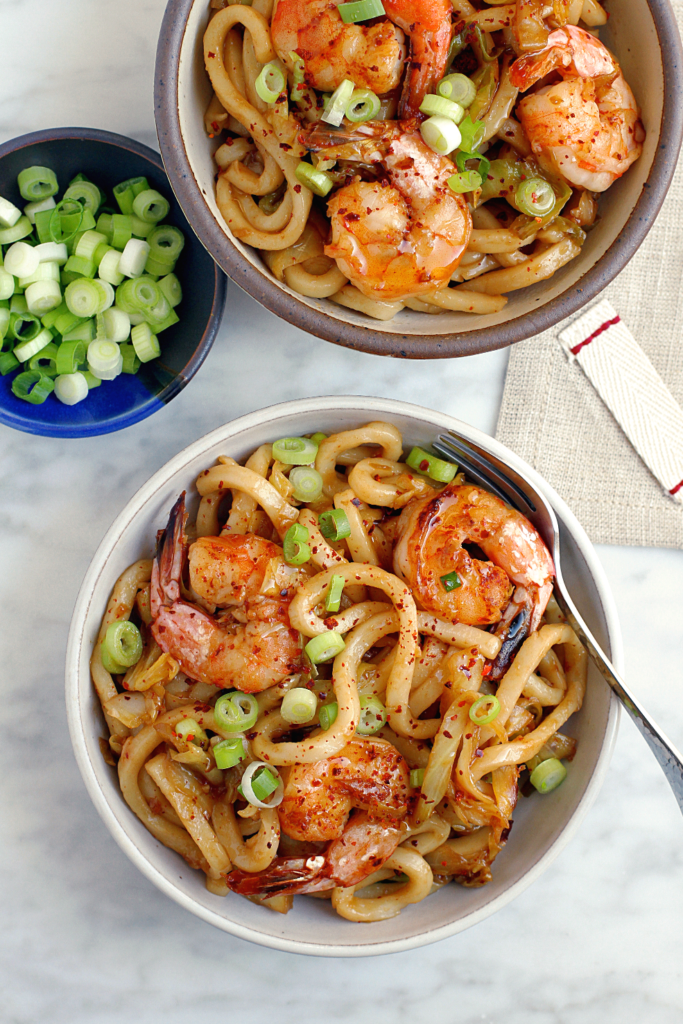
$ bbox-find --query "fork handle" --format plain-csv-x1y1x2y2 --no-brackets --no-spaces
553,588,683,812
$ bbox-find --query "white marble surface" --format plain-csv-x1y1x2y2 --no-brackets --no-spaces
2,1,683,1021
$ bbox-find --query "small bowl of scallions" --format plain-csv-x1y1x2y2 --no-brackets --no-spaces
0,128,226,437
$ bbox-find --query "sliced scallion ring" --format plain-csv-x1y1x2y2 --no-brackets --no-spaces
420,115,461,156
240,762,284,808
281,687,318,725
11,369,55,405
318,507,351,541
304,631,345,665
17,166,59,201
324,574,345,613
272,436,318,465
448,170,482,193
174,717,209,746
63,179,102,215
25,280,62,316
318,701,339,730
529,757,567,794
469,694,501,725
419,94,465,123
346,88,381,123
147,225,185,263
213,737,246,770
3,241,40,278
338,0,385,22
283,522,311,565
54,371,89,406
321,78,355,127
0,195,22,229
410,768,425,789
405,445,457,482
13,328,53,363
356,695,387,735
295,162,334,197
515,177,556,217
289,465,323,502
65,279,101,318
119,238,151,278
131,322,161,363
255,62,287,104
55,340,86,376
132,189,171,224
214,691,259,733
437,73,477,108
101,620,143,669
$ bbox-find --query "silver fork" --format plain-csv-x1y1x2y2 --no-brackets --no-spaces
433,430,683,812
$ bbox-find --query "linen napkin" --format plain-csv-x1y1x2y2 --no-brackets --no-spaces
496,131,683,549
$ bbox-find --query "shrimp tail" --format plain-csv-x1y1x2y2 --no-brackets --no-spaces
226,855,335,897
489,606,530,681
398,22,453,118
150,492,188,617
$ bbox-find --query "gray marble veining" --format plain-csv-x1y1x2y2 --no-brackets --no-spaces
2,2,683,1022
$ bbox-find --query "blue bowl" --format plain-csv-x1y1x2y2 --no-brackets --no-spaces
0,128,226,437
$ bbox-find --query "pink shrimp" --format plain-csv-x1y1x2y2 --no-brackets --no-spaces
271,0,453,118
226,737,410,895
510,25,644,192
150,494,303,693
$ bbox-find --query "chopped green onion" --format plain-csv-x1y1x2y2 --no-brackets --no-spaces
148,309,179,335
19,262,61,289
120,343,141,375
255,62,287,104
132,189,171,224
437,73,477,108
309,432,327,446
356,695,387,735
145,255,175,278
119,238,150,278
281,687,318,725
289,465,323,502
88,339,123,380
240,762,284,808
283,522,311,565
54,371,89,406
55,340,86,375
420,115,461,156
0,351,20,376
100,307,131,343
295,162,334,197
147,225,185,264
63,179,101,215
11,311,41,342
214,691,259,732
469,694,501,725
419,94,465,123
93,280,115,314
34,241,68,265
0,215,33,244
158,273,182,308
346,88,381,123
4,242,40,279
338,0,385,22
25,280,62,316
272,436,318,464
74,229,107,261
82,370,101,389
28,342,59,377
11,369,55,404
319,702,339,730
440,571,461,593
318,508,351,541
46,199,84,244
111,214,133,251
131,322,161,362
213,737,246,769
0,195,22,229
448,170,482,193
410,768,425,789
63,254,96,279
98,249,124,286
174,717,208,746
63,319,95,344
515,177,556,218
322,78,355,127
0,269,15,302
100,647,127,675
305,631,345,665
13,327,53,363
113,177,150,216
96,213,114,241
324,574,345,613
17,166,59,202
405,445,457,482
24,196,56,225
529,756,567,794
65,279,101,318
102,620,143,668
457,115,486,154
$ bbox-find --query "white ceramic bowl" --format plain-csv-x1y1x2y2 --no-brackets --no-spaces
66,397,621,955
155,0,683,357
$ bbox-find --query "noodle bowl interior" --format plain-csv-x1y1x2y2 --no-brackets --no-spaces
92,422,588,922
201,0,645,324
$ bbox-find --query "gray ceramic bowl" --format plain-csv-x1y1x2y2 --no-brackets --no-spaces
155,0,683,358
66,396,621,956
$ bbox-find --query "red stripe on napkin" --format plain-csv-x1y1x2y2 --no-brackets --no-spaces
570,315,621,356
669,479,683,496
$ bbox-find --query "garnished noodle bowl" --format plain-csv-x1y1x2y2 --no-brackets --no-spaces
92,421,588,921
201,0,644,323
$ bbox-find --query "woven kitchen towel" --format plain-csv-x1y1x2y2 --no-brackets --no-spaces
496,142,683,549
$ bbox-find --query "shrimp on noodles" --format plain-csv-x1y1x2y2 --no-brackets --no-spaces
226,737,410,895
94,421,590,921
510,25,645,192
303,121,472,300
272,0,453,118
150,494,303,692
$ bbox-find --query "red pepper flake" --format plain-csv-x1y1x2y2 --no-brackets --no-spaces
208,51,216,58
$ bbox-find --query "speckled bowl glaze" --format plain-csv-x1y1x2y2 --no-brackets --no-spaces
155,0,683,358
66,397,621,956
0,128,226,437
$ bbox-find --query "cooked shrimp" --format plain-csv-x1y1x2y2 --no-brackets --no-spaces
272,0,453,118
303,122,472,300
150,494,302,693
510,25,644,192
393,482,554,635
226,737,410,895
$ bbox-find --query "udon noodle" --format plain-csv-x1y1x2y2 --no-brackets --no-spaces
93,422,588,920
202,0,644,322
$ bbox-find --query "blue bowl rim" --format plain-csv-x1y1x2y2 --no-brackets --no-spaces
0,126,227,438
155,0,683,359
